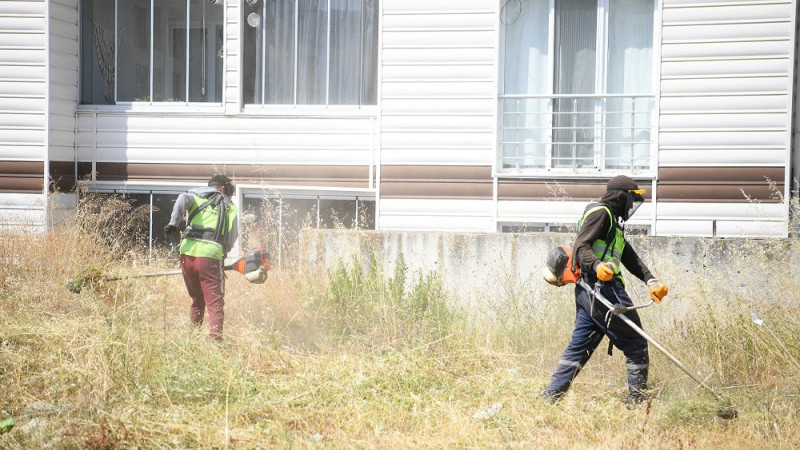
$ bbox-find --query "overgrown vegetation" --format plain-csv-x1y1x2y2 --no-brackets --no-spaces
1,195,799,448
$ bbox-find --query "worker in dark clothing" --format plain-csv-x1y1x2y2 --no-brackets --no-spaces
541,175,669,405
164,175,239,341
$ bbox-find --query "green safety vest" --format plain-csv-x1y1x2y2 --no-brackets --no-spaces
578,205,626,283
180,193,238,260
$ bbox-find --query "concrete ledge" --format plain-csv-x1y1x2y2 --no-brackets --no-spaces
299,229,800,312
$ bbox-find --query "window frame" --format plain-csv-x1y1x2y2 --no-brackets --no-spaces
78,0,226,109
497,0,659,179
240,0,380,110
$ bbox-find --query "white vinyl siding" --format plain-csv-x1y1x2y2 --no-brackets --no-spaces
378,0,496,231
49,0,78,162
656,0,795,237
379,199,494,232
659,0,793,166
0,1,46,160
0,1,46,231
75,112,376,166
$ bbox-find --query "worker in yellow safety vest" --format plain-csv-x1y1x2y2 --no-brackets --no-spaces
541,175,669,406
164,174,238,341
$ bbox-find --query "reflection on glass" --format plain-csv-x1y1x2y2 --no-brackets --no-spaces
118,0,151,101
80,0,115,104
153,0,187,102
189,0,224,102
297,0,328,105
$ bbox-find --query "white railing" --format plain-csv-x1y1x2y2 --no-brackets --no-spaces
499,94,655,173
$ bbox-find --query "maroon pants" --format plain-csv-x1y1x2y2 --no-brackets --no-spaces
180,255,225,340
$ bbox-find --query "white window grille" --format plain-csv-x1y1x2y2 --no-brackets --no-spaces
499,0,656,175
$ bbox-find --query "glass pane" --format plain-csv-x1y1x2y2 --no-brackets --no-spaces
606,0,654,170
153,0,187,102
80,0,115,104
264,0,296,104
501,98,548,168
360,0,379,105
553,0,596,168
118,0,152,101
329,0,361,105
605,97,653,170
356,199,375,229
241,0,263,104
297,0,328,105
607,0,653,95
501,0,548,168
503,0,548,95
189,0,224,102
153,193,181,246
319,199,356,228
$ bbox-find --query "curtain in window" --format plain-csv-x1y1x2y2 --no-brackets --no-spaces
297,0,328,105
552,0,596,169
605,0,654,170
242,0,378,106
502,0,548,168
360,0,378,105
329,0,362,105
189,0,224,102
264,0,296,104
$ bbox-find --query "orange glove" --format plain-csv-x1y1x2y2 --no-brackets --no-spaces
595,261,617,282
647,278,668,303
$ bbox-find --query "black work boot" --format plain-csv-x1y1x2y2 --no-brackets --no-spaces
624,384,649,408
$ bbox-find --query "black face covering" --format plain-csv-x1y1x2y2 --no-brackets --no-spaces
222,182,235,198
623,191,645,221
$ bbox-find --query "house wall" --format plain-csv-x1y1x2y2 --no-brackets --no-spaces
656,0,796,237
48,0,79,222
378,0,796,237
0,0,796,238
378,0,497,232
0,0,47,231
74,1,379,199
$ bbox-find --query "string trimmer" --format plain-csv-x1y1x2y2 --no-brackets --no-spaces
543,246,738,419
67,248,271,294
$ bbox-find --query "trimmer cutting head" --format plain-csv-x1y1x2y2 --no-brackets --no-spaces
716,406,738,420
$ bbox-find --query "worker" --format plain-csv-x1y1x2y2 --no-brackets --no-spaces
164,174,239,341
541,175,669,406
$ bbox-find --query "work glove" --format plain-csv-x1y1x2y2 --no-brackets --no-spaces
245,266,267,284
647,278,668,303
595,261,617,282
163,224,178,240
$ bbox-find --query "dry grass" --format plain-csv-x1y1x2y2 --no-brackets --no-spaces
1,199,799,448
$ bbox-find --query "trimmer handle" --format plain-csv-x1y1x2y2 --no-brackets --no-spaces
591,281,654,314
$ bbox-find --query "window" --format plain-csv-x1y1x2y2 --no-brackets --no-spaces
241,195,375,267
80,0,224,104
242,0,379,106
500,0,655,173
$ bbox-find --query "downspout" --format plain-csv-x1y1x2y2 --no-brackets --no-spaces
791,5,799,236
44,1,51,229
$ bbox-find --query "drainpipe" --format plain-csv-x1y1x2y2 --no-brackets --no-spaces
792,10,800,236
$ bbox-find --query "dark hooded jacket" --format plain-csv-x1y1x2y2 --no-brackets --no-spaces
573,188,653,284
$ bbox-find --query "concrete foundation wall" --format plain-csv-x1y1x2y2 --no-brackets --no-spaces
299,229,800,313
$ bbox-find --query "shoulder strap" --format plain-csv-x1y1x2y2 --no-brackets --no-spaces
574,204,618,271
186,192,223,225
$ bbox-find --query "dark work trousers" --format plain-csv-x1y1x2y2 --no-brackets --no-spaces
180,254,226,341
542,280,649,400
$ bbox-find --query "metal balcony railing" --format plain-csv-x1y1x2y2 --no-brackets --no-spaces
499,94,655,173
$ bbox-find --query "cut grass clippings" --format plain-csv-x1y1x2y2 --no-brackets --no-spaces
1,213,800,448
